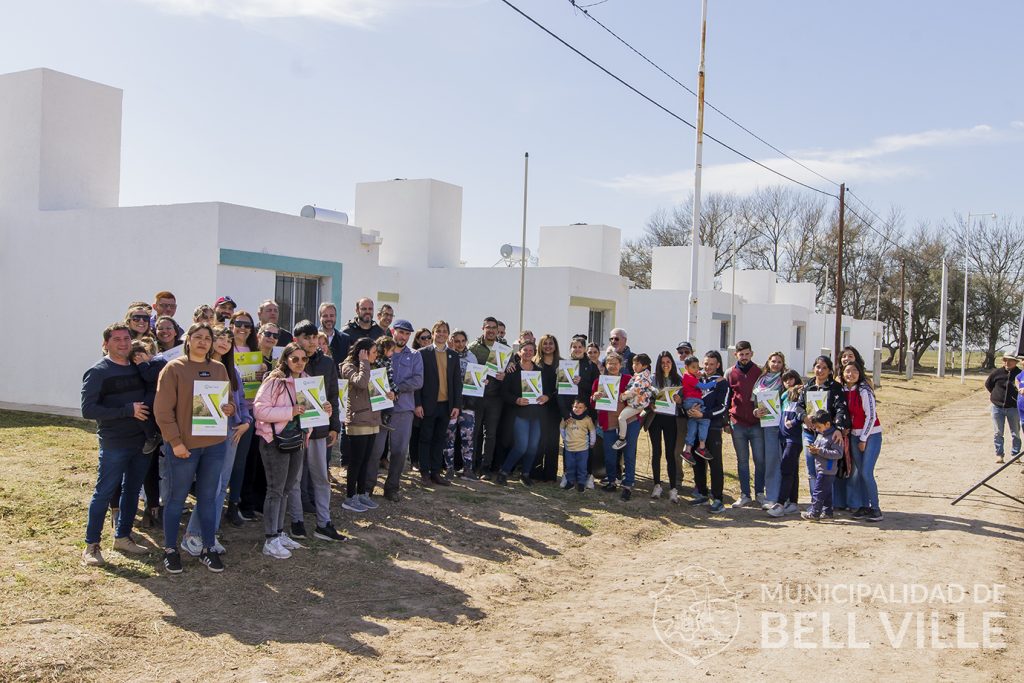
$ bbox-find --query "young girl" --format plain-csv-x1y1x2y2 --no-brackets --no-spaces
841,361,883,522
768,369,803,517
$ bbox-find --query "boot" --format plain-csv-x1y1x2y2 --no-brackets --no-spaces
225,501,245,528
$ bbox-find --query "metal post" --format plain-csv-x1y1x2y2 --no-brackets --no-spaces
518,152,529,335
898,258,906,374
821,265,829,357
906,297,914,380
685,0,709,343
937,256,948,377
730,226,737,348
834,183,845,366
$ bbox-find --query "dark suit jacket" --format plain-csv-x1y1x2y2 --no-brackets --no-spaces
415,344,463,416
323,329,344,362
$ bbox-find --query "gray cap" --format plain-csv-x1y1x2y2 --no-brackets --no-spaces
392,319,414,332
676,340,693,351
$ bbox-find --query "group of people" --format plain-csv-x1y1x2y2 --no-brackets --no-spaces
81,290,892,575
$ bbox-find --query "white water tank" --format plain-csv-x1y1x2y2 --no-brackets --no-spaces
300,205,349,224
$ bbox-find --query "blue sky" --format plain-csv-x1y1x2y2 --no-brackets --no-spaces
3,0,1021,265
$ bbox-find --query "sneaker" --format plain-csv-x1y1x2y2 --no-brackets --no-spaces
669,488,679,504
576,483,585,493
278,533,305,550
262,537,291,560
385,490,402,502
782,502,799,515
801,510,820,521
755,493,767,507
212,537,226,555
709,499,724,513
821,511,834,521
559,475,568,489
611,438,627,450
496,472,508,486
225,502,245,528
851,506,870,519
866,508,884,522
681,450,696,466
650,483,663,500
620,488,632,501
996,456,1004,464
460,471,479,481
180,534,203,557
314,522,347,542
290,521,307,539
342,497,368,512
695,447,712,461
237,507,259,522
520,475,533,487
602,482,618,492
767,503,785,518
358,494,379,510
112,534,148,555
445,467,456,480
163,549,183,574
142,434,161,455
585,475,595,490
689,493,709,506
561,480,574,490
82,542,105,567
199,549,224,573
731,494,752,509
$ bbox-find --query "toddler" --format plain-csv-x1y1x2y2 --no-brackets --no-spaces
613,354,655,450
560,400,597,491
679,355,711,461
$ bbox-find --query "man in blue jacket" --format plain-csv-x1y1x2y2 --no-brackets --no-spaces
382,319,424,501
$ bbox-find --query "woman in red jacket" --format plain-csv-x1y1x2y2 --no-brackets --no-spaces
841,361,883,522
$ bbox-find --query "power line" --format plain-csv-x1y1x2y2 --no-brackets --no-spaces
498,0,837,198
567,0,842,189
843,203,907,255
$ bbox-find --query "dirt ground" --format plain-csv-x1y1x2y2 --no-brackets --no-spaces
1,374,1021,682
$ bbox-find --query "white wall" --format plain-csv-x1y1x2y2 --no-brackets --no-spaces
651,245,716,291
538,224,621,275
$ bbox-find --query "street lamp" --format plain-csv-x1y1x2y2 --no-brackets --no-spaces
961,212,996,383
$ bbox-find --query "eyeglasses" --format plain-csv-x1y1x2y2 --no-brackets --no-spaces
232,321,253,329
287,356,308,364
418,335,431,341
262,331,279,339
130,314,150,322
609,336,620,341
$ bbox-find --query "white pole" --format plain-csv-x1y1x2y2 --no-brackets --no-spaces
685,0,708,344
906,297,914,380
821,265,829,355
518,152,529,335
875,283,881,348
961,240,968,385
937,256,948,377
730,226,737,348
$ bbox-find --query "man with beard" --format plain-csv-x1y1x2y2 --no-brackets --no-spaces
337,297,386,360
258,299,292,346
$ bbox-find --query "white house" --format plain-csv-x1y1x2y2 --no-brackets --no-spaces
0,68,880,414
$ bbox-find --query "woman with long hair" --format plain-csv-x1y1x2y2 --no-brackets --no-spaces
340,337,391,512
797,355,850,514
229,310,259,351
753,351,787,510
153,316,182,353
649,351,683,503
532,334,562,482
125,302,154,340
841,360,883,522
496,341,553,486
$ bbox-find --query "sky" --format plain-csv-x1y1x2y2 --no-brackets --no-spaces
2,0,1022,266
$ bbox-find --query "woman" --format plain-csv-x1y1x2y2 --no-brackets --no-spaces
154,316,182,353
590,351,639,501
253,342,313,559
230,310,259,352
154,322,236,574
797,355,850,514
193,304,215,324
840,346,871,387
496,342,553,486
586,342,605,375
686,351,730,513
443,330,478,480
340,337,392,512
531,334,562,482
125,302,153,340
367,335,399,492
649,351,682,503
841,361,884,522
752,352,786,510
412,328,432,350
181,326,251,555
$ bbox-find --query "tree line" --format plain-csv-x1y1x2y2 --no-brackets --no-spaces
619,187,1024,370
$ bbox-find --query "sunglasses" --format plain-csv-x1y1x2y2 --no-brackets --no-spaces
287,356,308,364
232,321,253,329
418,335,431,341
262,331,279,339
609,336,620,341
130,314,150,322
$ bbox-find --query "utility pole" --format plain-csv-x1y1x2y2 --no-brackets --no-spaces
685,0,709,344
833,183,845,366
898,258,906,374
518,152,529,335
937,255,949,377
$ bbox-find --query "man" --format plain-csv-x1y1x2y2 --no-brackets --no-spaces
214,296,237,323
285,321,345,540
318,302,343,359
985,354,1021,463
728,340,765,508
150,291,180,331
375,319,423,501
674,341,693,462
377,304,394,331
608,328,635,368
258,299,292,346
496,320,508,344
469,317,506,477
337,297,386,360
80,323,151,566
415,320,462,486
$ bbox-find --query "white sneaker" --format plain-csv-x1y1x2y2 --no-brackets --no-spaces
212,537,226,555
279,533,305,550
731,494,752,509
263,537,291,559
559,475,568,489
767,503,785,518
181,534,203,557
611,438,627,450
342,496,368,513
669,488,679,504
358,494,379,510
651,483,663,500
585,475,595,490
755,493,768,507
783,502,799,515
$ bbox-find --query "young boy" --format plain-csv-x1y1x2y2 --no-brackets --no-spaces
801,409,844,521
680,355,712,462
561,399,597,492
613,354,655,450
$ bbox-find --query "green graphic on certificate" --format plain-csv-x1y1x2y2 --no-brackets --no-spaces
595,375,620,411
805,389,828,415
485,342,513,376
296,376,328,428
521,370,542,404
337,379,349,415
191,380,229,436
463,362,488,397
369,368,394,411
654,386,679,415
557,360,579,395
235,351,264,400
754,387,782,426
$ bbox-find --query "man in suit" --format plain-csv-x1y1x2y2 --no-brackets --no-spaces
415,320,462,487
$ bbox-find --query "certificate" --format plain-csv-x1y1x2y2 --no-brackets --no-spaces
557,360,580,395
191,380,229,436
296,376,329,428
463,362,488,398
234,351,264,401
754,387,782,427
155,344,183,362
368,367,394,411
654,386,679,415
805,389,828,416
485,342,513,377
595,375,621,412
337,378,349,416
520,370,542,404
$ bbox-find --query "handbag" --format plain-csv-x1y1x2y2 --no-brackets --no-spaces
271,383,304,452
836,433,854,479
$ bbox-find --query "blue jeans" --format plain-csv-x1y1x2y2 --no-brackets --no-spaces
762,426,782,504
602,420,640,488
803,430,816,504
85,443,150,544
811,472,835,515
564,449,589,485
227,424,254,504
850,432,882,509
501,415,542,476
683,398,709,446
991,405,1021,457
185,436,239,539
731,423,765,497
163,442,227,550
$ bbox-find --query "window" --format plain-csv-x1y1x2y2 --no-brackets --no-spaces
795,325,804,351
588,310,605,347
719,320,730,350
842,329,851,348
275,274,321,331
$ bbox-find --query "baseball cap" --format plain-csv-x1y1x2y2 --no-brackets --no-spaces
676,341,693,351
392,319,414,332
215,296,236,308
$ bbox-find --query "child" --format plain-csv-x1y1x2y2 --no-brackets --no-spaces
561,399,597,492
801,410,844,521
130,340,166,455
613,354,655,450
679,355,712,461
768,369,804,517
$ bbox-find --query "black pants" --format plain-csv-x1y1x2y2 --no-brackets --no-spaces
532,409,561,481
418,402,450,476
691,428,724,500
648,414,678,488
473,395,504,473
345,433,374,497
240,432,267,513
778,438,803,505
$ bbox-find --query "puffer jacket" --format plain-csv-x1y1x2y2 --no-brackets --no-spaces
254,374,309,444
340,357,381,431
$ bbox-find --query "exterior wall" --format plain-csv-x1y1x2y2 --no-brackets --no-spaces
538,224,621,275
651,245,716,291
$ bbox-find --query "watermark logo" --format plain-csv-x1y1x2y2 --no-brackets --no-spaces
650,565,740,663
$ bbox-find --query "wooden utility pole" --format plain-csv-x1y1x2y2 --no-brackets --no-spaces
833,183,845,366
898,258,906,374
